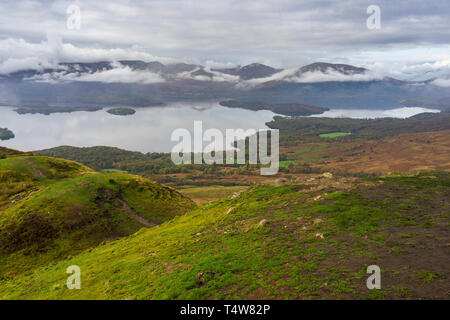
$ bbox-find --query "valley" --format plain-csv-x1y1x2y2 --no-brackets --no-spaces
34,110,450,188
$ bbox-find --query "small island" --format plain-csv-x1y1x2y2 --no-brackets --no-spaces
107,107,136,116
0,128,15,141
219,100,328,117
14,106,102,115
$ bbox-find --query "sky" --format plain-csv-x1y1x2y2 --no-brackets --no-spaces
0,0,450,81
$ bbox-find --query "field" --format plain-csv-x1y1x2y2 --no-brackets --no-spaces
319,132,350,138
281,130,450,174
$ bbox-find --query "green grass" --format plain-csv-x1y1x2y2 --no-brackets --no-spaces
0,154,195,277
279,160,296,168
102,169,128,174
0,151,448,299
284,144,329,164
415,270,440,283
0,171,448,299
319,132,350,138
179,185,248,202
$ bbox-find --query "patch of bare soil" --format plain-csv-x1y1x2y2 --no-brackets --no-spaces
117,198,156,227
0,188,39,211
95,187,155,228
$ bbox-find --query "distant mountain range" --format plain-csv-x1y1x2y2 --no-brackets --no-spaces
0,60,449,110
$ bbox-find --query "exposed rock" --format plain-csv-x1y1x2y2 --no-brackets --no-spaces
226,207,235,215
196,271,216,286
315,233,324,239
51,284,62,291
258,219,269,226
322,172,333,179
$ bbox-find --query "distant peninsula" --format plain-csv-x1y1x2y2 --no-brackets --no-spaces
0,128,15,141
14,106,102,115
107,107,136,116
219,100,328,116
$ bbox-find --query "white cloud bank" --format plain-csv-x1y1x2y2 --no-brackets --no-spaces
238,67,384,88
431,77,450,87
0,36,177,75
26,62,165,84
290,69,384,83
176,67,240,82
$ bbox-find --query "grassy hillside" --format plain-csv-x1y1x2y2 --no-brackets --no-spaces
1,171,448,299
0,149,195,277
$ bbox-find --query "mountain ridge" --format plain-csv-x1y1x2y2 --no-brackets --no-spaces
1,60,449,110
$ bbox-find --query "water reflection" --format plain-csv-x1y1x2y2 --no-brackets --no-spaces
309,107,440,119
0,102,441,153
0,102,275,152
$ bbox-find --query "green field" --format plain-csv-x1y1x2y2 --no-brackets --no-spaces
319,132,350,138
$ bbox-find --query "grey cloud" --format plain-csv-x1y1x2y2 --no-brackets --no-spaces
0,0,449,80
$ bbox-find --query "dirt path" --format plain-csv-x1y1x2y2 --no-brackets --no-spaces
117,199,156,228
0,188,40,211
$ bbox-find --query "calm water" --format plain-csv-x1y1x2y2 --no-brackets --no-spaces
0,102,440,153
0,102,275,153
309,107,440,119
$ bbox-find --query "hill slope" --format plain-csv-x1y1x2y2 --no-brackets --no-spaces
1,172,448,299
0,150,195,277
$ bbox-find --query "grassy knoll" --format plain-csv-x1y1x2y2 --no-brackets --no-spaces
1,171,448,299
0,149,195,277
